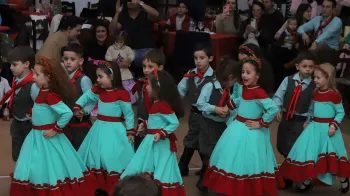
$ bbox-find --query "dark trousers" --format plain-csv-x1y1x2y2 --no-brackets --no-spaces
277,114,306,157
67,116,92,151
10,119,32,162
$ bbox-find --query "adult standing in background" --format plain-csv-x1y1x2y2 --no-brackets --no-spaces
36,15,84,62
109,0,159,77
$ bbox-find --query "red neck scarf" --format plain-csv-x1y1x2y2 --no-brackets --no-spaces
131,78,152,112
183,67,209,84
285,80,304,120
218,87,230,107
0,72,34,109
313,15,334,41
70,69,83,93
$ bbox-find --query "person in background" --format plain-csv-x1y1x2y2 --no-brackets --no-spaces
109,0,159,78
298,0,342,51
215,0,241,34
276,18,299,50
290,0,317,19
259,0,284,51
0,62,11,102
36,15,84,63
35,0,62,15
85,20,111,61
166,1,190,31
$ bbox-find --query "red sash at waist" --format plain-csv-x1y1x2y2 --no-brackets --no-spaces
67,122,91,128
97,114,124,122
148,129,177,152
236,115,260,123
33,123,55,130
313,117,333,123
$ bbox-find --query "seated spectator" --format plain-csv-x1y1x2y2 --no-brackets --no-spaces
298,0,342,51
276,18,299,50
166,2,190,31
215,0,241,34
35,0,62,15
114,174,161,196
290,0,317,19
239,1,265,46
84,20,111,61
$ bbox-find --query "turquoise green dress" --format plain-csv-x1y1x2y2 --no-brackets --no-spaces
121,101,186,196
280,89,350,185
203,85,285,196
75,87,135,195
10,88,96,196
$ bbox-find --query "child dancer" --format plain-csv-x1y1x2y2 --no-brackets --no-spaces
280,63,350,193
177,44,215,178
10,56,96,195
0,46,39,162
62,43,94,150
273,51,316,188
74,61,135,195
121,70,185,196
195,57,241,191
105,32,137,103
131,49,165,151
203,56,285,196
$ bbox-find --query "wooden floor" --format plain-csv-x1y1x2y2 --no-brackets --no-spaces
0,109,350,196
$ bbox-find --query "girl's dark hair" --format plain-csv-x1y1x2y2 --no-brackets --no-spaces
295,4,312,26
36,57,76,108
238,43,263,58
96,61,123,89
57,16,85,31
194,43,212,57
216,56,241,83
242,57,274,93
147,70,184,118
114,174,161,196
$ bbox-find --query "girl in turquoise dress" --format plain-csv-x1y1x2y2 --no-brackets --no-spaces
10,57,96,196
73,61,135,195
121,70,186,196
280,63,350,193
203,56,284,196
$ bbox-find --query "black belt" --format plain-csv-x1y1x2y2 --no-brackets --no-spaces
190,106,200,114
14,119,31,124
283,113,307,121
70,115,91,124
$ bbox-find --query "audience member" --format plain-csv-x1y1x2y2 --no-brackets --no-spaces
166,2,190,31
215,0,241,34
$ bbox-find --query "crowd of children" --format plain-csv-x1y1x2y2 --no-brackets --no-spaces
1,41,350,196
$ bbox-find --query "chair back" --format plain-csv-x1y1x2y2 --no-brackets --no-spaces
88,2,99,10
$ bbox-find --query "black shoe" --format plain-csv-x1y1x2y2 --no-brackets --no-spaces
178,147,195,176
95,190,108,195
296,181,313,193
282,179,293,189
196,166,208,192
340,178,349,194
195,166,204,176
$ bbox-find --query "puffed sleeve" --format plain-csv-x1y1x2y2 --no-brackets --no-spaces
118,89,136,135
160,113,180,136
74,86,99,111
330,91,344,129
257,94,279,128
46,93,73,133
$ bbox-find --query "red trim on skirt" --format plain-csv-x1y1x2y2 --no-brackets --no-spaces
280,152,350,182
203,166,285,196
90,168,122,196
10,171,97,196
137,172,186,196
